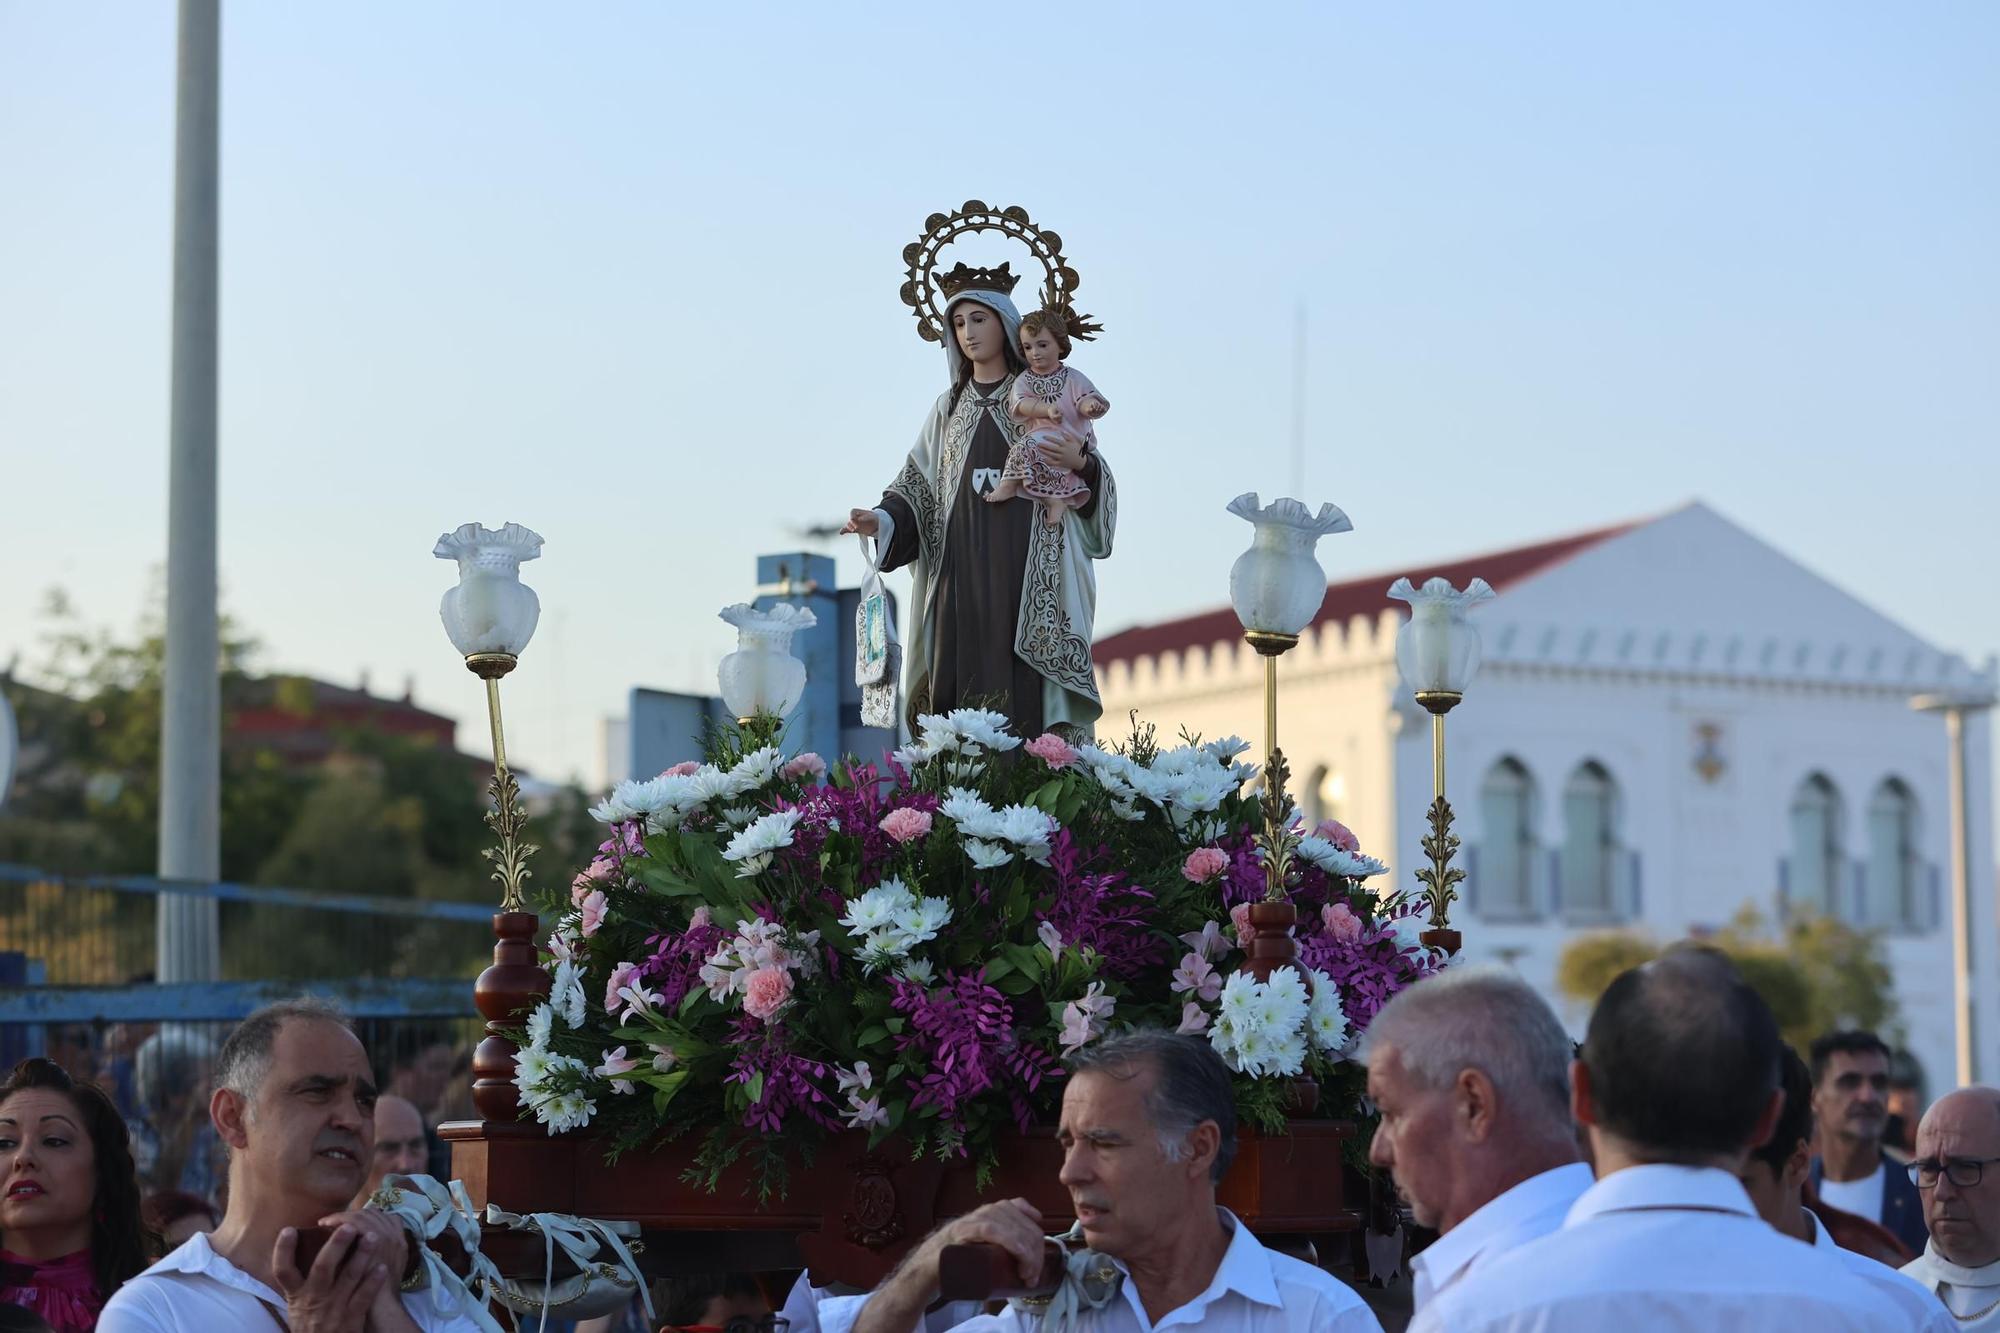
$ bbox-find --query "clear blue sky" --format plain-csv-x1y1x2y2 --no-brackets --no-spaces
2,2,1995,792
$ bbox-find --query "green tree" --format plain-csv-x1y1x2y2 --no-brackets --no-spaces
1555,903,1901,1056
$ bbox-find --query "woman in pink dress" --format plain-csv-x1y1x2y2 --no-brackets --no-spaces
986,306,1110,525
0,1059,152,1330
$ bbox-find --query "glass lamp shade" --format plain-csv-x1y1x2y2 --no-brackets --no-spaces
717,603,818,719
1226,493,1354,638
434,522,544,659
1388,576,1495,696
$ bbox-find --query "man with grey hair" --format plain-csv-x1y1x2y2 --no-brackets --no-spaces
1361,965,1591,1307
846,1029,1382,1332
101,997,486,1333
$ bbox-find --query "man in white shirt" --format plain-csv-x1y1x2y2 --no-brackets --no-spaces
1359,964,1592,1308
101,997,487,1333
1738,1045,1949,1328
848,1030,1382,1333
1414,948,1930,1332
1902,1087,2000,1327
1811,1029,1929,1253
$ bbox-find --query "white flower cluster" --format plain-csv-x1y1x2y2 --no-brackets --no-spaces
720,809,803,877
893,709,1022,782
1206,965,1349,1078
514,990,598,1132
588,747,786,832
1075,737,1256,830
698,917,818,1001
937,787,1057,868
837,877,953,975
1293,834,1390,880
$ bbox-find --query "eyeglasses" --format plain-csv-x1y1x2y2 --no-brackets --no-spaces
1909,1156,2000,1189
669,1319,788,1333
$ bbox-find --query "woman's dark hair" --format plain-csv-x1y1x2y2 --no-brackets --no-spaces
0,1302,56,1332
0,1058,155,1301
660,1272,764,1326
140,1189,219,1236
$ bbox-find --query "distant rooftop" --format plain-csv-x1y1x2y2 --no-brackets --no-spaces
1093,517,1641,669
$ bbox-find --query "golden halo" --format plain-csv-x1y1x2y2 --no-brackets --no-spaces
898,200,1100,344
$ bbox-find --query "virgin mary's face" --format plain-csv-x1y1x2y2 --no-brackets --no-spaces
951,302,1005,367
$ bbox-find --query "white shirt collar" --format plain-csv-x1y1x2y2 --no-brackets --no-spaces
1414,1162,1595,1296
1565,1164,1759,1228
1912,1240,2000,1289
140,1231,286,1306
1107,1208,1282,1322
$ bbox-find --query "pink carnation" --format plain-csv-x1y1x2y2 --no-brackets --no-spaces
577,890,608,938
1024,733,1079,769
741,965,795,1022
783,752,828,783
1314,819,1361,853
570,856,615,906
879,807,934,844
1182,846,1229,884
604,961,641,1014
662,761,701,778
1321,901,1364,943
689,905,713,930
1229,902,1254,945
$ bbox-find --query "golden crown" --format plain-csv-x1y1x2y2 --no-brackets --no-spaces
938,261,1021,298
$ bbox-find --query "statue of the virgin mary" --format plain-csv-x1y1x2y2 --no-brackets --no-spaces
844,260,1116,739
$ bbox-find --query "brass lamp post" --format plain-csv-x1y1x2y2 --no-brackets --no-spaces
435,521,549,1120
1387,576,1493,953
1225,493,1353,908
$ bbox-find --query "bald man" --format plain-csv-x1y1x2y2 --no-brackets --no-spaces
1902,1088,2000,1327
354,1093,428,1207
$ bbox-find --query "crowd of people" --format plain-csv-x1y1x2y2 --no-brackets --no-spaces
2,954,1996,1330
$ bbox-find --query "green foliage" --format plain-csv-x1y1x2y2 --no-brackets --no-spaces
1554,902,1902,1055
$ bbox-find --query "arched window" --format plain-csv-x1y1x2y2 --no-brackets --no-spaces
1789,774,1844,916
1477,758,1538,918
1867,778,1920,929
1561,761,1621,917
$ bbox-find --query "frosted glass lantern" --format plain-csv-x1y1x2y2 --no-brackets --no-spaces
1388,576,1495,701
717,603,817,720
1226,493,1354,641
435,522,544,661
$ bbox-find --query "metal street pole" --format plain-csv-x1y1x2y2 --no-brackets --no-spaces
157,0,222,983
1913,689,1998,1088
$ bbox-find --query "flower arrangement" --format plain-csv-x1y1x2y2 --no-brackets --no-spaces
513,710,1442,1194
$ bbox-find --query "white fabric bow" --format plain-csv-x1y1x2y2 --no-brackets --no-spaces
482,1204,652,1328
364,1174,507,1333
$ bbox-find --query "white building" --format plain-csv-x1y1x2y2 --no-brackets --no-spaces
1096,501,1997,1093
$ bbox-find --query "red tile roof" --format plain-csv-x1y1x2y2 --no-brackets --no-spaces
1093,518,1641,668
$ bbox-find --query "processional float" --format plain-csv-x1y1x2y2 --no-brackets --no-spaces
421,204,1496,1305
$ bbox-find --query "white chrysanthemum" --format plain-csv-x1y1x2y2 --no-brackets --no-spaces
1265,1031,1309,1077
938,786,994,825
841,879,916,934
965,840,1014,869
721,809,802,876
897,958,936,986
892,896,953,945
1294,836,1391,880
997,804,1056,851
857,931,913,972
914,714,964,756
945,708,1020,753
512,1046,552,1093
889,744,931,771
687,765,739,804
1203,736,1253,762
524,1003,554,1052
1260,968,1311,1034
1216,972,1261,1026
536,1089,597,1134
726,747,783,794
1307,970,1351,1054
587,780,644,825
550,961,587,1028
